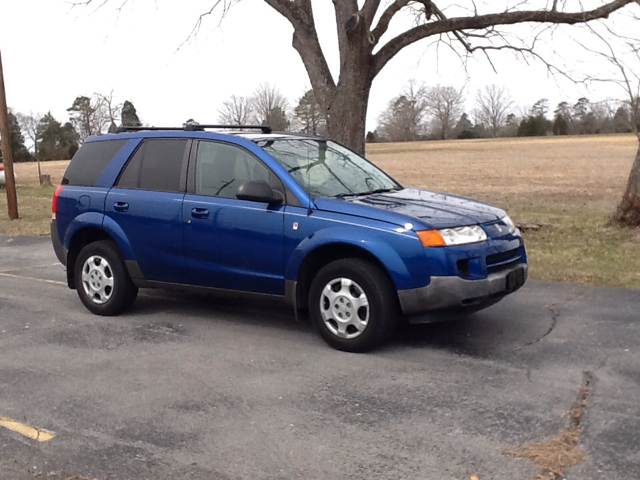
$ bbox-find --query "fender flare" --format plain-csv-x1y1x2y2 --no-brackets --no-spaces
285,226,416,291
101,215,135,260
64,213,135,261
64,212,107,248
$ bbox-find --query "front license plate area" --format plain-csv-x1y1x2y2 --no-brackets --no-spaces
506,267,525,293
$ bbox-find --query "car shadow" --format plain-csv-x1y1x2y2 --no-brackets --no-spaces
129,288,311,332
125,288,542,360
394,316,499,358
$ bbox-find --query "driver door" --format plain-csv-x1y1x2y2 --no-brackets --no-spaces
182,140,286,294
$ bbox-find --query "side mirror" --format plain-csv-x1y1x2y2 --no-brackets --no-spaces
236,180,283,205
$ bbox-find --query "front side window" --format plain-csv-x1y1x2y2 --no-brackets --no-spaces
117,139,187,192
256,139,401,199
195,141,274,199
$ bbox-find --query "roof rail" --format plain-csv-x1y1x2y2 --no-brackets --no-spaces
185,124,272,134
115,124,272,134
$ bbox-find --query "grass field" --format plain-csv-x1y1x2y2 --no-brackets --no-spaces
1,134,639,288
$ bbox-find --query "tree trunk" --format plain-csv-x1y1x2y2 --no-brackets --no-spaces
325,9,374,156
614,137,640,226
35,144,42,185
325,74,371,155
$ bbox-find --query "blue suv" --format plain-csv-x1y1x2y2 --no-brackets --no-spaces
51,125,527,352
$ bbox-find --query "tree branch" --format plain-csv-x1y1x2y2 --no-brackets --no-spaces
263,0,307,26
373,0,637,76
371,0,410,46
581,23,640,137
261,1,336,111
333,0,359,63
360,0,382,28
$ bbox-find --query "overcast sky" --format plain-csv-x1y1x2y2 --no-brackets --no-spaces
0,0,635,133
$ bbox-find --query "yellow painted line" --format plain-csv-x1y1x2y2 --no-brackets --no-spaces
0,415,55,442
0,272,66,286
0,262,61,274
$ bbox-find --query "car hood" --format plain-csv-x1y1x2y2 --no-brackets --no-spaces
313,188,505,229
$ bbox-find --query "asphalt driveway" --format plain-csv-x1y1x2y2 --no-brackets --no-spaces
0,234,638,480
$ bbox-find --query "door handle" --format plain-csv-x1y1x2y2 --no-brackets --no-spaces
113,201,129,212
191,207,210,219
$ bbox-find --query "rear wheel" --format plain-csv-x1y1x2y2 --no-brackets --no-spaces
309,258,398,352
74,240,138,316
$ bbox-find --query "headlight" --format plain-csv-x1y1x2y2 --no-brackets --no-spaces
417,225,487,246
502,215,516,234
439,225,487,245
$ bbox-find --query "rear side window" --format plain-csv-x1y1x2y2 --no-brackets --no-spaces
117,139,188,192
62,139,127,186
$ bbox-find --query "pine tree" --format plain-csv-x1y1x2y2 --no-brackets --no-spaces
121,100,142,127
3,111,30,162
38,112,79,160
454,113,474,139
294,90,325,134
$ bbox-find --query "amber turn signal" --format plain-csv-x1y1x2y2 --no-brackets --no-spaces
416,229,446,247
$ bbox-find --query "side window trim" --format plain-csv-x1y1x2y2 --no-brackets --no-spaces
115,140,145,189
187,139,290,204
179,139,193,193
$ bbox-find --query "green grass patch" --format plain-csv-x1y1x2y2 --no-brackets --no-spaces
507,203,640,290
0,185,56,236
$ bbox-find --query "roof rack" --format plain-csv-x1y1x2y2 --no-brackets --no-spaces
115,124,272,134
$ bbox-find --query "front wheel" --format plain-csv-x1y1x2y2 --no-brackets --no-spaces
74,240,138,316
309,258,398,352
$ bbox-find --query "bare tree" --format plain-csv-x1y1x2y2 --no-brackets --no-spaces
582,21,640,226
425,85,464,140
293,89,326,134
96,90,123,133
475,85,514,137
218,95,254,125
251,83,290,131
377,80,428,142
79,0,638,153
16,111,43,183
67,94,110,141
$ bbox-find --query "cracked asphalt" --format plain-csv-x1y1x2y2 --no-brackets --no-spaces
0,234,638,480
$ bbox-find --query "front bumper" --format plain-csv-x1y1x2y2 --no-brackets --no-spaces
398,263,527,318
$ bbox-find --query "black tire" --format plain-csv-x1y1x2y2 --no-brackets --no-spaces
74,240,138,316
309,258,398,352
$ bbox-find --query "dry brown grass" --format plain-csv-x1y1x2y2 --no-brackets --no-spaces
504,378,591,480
367,134,636,210
12,160,70,187
12,134,637,207
505,426,585,480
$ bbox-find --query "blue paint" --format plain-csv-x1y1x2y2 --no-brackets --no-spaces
52,129,528,313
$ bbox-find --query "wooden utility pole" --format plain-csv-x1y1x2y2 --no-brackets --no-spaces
0,49,19,219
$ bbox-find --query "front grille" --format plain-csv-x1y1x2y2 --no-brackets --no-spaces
486,248,521,275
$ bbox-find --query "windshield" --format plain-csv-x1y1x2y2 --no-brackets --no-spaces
257,139,402,199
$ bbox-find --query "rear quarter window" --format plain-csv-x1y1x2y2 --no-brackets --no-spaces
116,138,188,193
62,139,128,186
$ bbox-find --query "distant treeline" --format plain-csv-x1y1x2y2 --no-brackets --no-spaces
4,84,638,163
367,82,639,143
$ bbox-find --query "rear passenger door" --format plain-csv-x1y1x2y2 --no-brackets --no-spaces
182,140,285,294
105,138,190,284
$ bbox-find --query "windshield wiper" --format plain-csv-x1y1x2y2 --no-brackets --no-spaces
335,188,398,198
366,188,399,195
